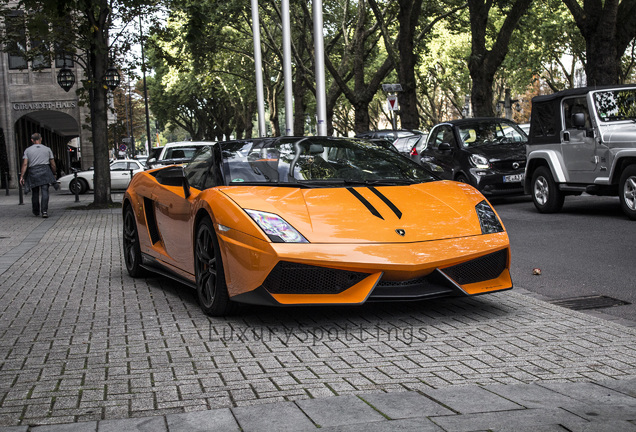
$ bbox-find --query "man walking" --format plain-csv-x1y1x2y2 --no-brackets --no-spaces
19,133,57,218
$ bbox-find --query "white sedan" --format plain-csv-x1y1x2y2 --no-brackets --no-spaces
58,159,145,194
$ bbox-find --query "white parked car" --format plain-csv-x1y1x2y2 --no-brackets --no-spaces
58,159,145,194
145,141,213,168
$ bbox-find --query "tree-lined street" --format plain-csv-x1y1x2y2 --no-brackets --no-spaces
3,0,636,206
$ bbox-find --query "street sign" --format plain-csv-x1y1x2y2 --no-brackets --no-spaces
387,95,399,111
382,83,403,92
119,144,127,152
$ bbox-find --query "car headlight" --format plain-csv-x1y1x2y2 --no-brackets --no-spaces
475,200,504,234
470,154,491,169
245,209,309,243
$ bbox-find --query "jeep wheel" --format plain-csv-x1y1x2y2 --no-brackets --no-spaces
531,166,564,213
619,165,636,220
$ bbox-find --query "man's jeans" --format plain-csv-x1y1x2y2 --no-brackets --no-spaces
31,184,49,215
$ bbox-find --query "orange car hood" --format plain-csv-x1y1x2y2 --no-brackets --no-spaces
218,181,485,243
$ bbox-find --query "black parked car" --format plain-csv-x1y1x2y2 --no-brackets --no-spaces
411,118,527,196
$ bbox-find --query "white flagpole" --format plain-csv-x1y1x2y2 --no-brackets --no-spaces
251,0,267,137
282,0,293,136
313,0,327,136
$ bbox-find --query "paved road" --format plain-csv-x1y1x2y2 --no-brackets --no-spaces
0,191,634,431
492,194,636,322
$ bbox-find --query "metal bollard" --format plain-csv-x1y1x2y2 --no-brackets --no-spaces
73,171,79,202
18,180,23,205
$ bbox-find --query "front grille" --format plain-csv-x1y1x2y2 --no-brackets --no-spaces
491,159,526,172
370,271,456,300
262,261,369,294
441,249,507,285
376,277,430,288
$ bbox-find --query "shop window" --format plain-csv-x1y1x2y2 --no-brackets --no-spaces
31,39,51,69
6,13,28,70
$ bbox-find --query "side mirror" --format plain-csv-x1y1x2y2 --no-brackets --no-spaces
572,113,586,129
438,142,452,151
155,166,191,198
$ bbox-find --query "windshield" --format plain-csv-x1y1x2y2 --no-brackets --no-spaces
593,89,636,122
164,147,201,160
220,137,436,186
458,121,527,147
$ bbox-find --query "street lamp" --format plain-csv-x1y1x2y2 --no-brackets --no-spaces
57,60,75,92
105,66,121,91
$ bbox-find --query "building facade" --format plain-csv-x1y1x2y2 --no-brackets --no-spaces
0,43,92,189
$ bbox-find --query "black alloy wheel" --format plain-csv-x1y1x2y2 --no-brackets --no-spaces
123,205,146,277
194,218,233,316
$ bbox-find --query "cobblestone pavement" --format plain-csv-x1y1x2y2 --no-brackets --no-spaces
0,192,635,431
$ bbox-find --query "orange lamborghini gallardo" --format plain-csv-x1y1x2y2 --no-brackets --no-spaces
123,137,512,316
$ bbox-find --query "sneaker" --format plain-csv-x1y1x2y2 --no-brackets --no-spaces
42,212,48,218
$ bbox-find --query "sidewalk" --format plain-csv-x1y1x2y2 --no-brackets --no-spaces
0,191,635,431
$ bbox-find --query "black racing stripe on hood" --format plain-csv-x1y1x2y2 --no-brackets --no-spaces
368,186,402,219
346,187,384,220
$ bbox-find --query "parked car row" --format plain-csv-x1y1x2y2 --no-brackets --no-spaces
58,141,213,194
358,119,527,197
355,84,636,220
67,84,636,221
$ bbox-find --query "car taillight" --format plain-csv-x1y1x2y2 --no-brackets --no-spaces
410,147,418,156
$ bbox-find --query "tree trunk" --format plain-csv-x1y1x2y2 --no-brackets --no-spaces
397,0,423,129
353,102,371,134
470,66,496,117
467,0,533,117
266,84,281,137
90,30,112,206
587,35,619,85
563,0,623,86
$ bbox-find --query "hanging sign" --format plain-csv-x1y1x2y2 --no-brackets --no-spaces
387,95,399,111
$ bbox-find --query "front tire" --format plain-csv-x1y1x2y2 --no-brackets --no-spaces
123,205,146,277
455,174,469,184
194,218,233,316
70,178,88,194
531,166,564,213
619,165,636,220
